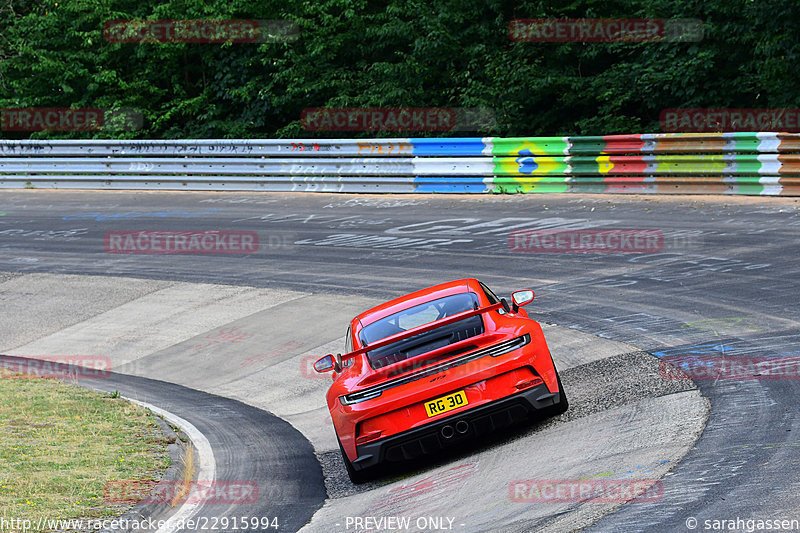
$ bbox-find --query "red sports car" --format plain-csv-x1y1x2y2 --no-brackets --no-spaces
313,278,568,483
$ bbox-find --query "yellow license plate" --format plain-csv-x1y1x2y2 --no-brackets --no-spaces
424,390,468,418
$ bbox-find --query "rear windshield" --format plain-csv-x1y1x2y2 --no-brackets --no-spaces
359,292,484,368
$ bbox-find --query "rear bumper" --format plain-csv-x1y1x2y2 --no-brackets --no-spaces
352,382,559,471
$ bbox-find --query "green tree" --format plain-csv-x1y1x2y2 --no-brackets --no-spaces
1,0,798,138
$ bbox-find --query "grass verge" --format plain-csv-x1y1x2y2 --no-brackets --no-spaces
0,369,171,522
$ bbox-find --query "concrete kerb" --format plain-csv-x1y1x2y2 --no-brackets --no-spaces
100,410,195,533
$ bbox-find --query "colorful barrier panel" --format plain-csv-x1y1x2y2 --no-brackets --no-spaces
2,133,799,195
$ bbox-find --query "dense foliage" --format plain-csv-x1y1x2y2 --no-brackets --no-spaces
0,0,798,138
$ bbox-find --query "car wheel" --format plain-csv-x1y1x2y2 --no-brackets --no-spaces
337,436,371,484
550,367,569,415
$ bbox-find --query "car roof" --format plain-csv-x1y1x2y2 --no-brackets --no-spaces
355,278,483,327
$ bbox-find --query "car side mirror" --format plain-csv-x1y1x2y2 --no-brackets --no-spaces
511,290,535,312
314,354,342,373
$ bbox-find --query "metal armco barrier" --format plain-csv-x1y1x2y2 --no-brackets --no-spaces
2,132,799,195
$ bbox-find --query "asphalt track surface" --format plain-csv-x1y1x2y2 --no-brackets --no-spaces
2,191,800,531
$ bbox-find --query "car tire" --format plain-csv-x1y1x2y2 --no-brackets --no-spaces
550,367,569,415
337,436,371,484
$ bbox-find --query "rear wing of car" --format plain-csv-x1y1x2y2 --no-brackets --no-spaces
314,301,505,373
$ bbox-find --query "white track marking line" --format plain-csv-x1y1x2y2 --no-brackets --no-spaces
127,398,216,533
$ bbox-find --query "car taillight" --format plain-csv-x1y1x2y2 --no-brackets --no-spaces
355,430,382,445
340,389,382,405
